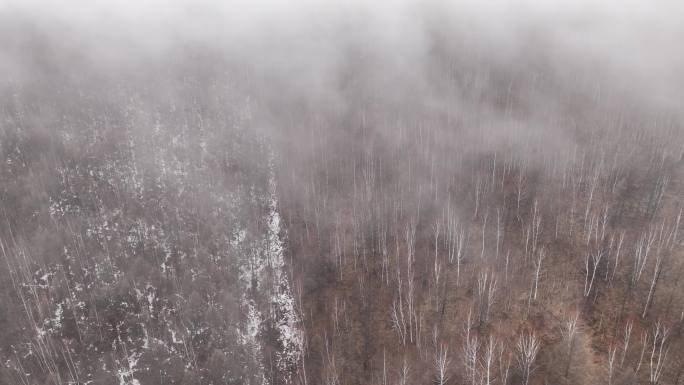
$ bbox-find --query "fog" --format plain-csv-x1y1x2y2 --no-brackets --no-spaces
1,1,683,384
4,0,683,123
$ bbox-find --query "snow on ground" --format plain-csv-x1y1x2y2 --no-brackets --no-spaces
235,159,303,384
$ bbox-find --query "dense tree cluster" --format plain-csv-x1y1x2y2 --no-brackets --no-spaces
1,3,684,385
0,59,303,384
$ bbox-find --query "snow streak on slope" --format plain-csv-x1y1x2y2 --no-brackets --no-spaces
0,96,303,384
265,164,304,383
236,154,303,385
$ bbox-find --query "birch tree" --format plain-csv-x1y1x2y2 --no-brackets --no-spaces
648,322,670,385
516,332,540,385
530,249,545,302
477,271,497,326
433,340,451,385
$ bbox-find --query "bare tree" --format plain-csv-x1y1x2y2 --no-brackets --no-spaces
530,249,545,302
642,251,664,318
464,334,480,385
635,331,648,374
463,309,480,385
495,208,502,260
397,356,410,385
382,348,387,385
482,336,497,385
498,343,511,385
453,225,468,287
406,221,417,344
608,345,618,385
610,231,625,282
562,312,579,378
391,296,407,346
432,220,443,307
516,332,541,385
481,210,489,260
391,265,408,345
620,320,633,367
584,250,603,297
583,165,601,229
477,271,498,326
648,322,670,385
632,228,657,288
516,172,526,219
475,177,483,218
433,339,451,385
323,336,339,385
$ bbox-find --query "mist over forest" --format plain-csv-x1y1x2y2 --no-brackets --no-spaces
1,1,683,384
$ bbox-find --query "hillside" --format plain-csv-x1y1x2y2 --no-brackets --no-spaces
1,1,684,385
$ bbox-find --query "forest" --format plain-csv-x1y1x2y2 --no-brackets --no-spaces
0,1,683,384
